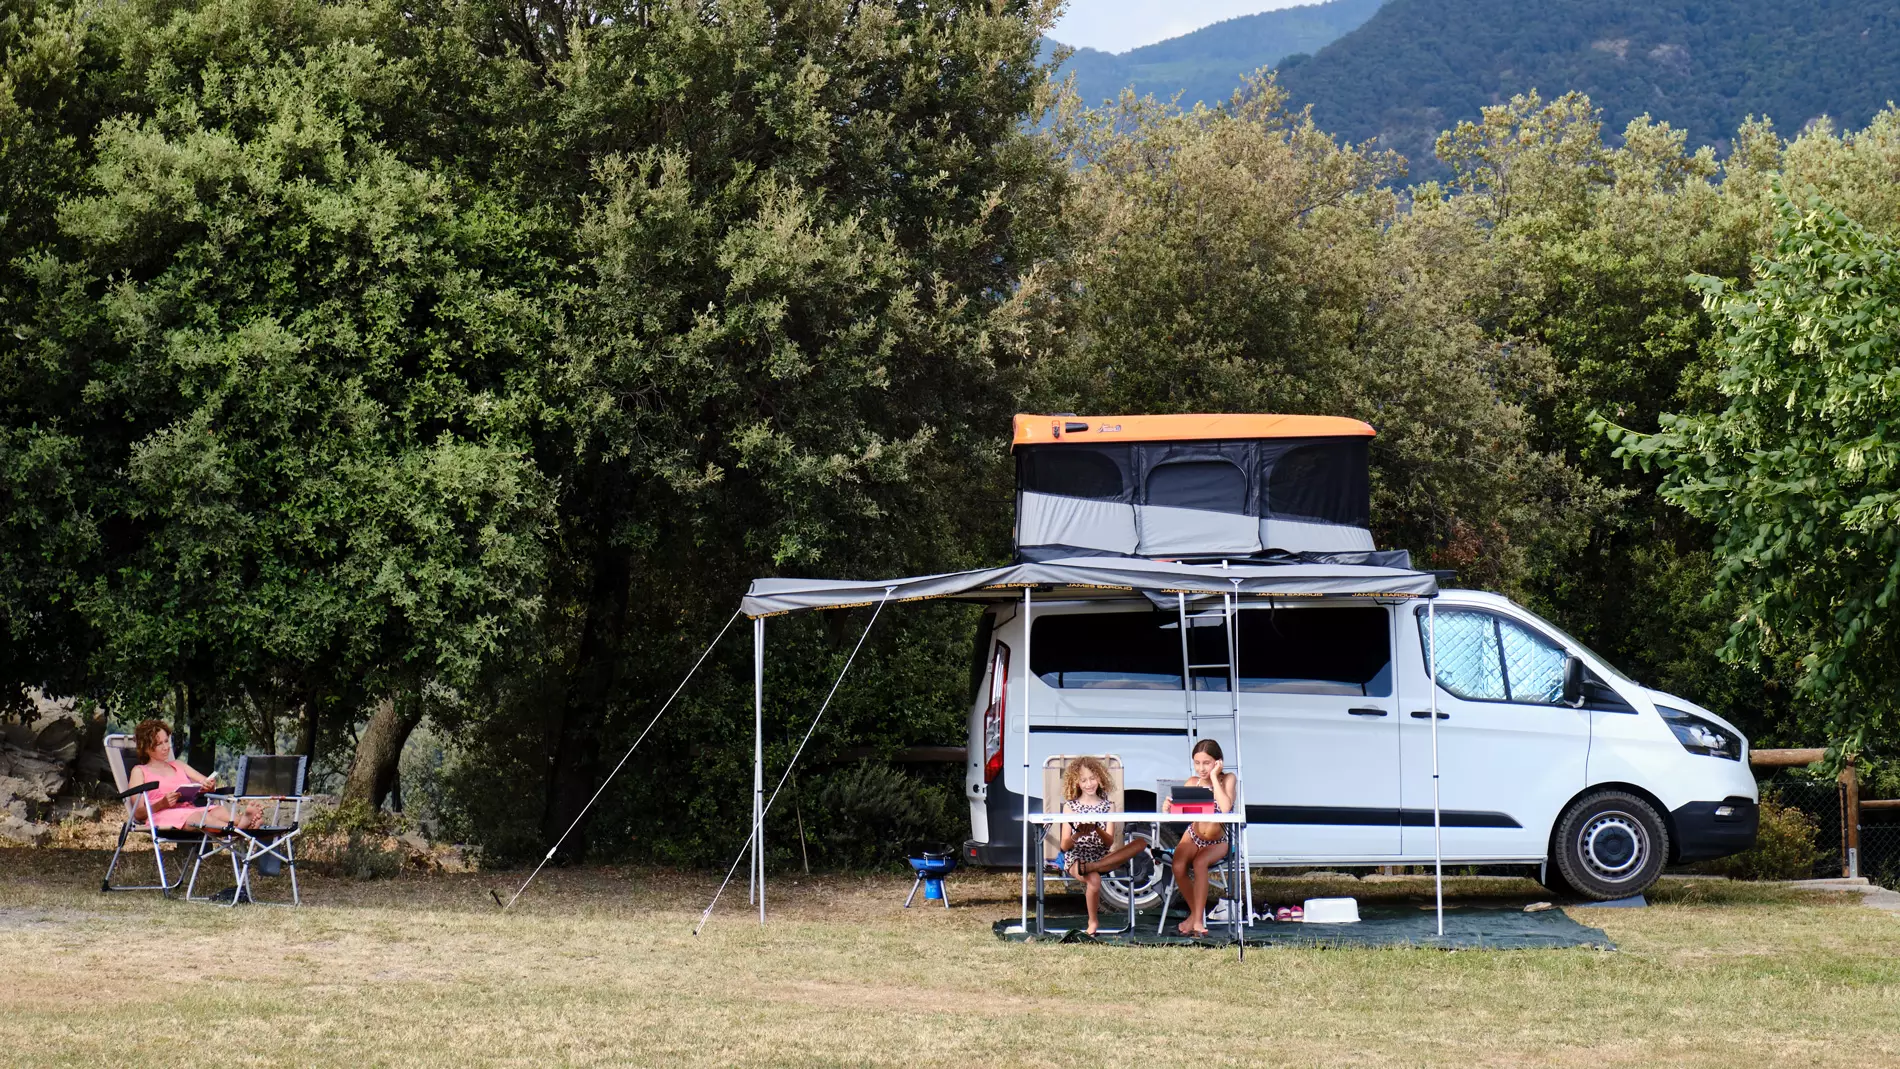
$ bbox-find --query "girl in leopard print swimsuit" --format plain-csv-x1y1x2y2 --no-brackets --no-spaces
1060,755,1122,935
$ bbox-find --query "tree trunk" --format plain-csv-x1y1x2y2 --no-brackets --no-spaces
541,537,633,862
341,693,423,811
181,685,217,777
295,705,318,772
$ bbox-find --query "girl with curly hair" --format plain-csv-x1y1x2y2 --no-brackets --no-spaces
1058,755,1148,935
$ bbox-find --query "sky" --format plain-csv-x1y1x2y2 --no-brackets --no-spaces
1049,1,1308,54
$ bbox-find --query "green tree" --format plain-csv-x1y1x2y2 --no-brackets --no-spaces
408,0,1068,860
10,0,555,776
1036,76,1603,593
1608,193,1900,749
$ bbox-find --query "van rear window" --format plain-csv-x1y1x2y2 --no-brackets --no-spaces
1031,607,1392,696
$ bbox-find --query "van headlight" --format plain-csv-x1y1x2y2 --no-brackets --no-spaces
1657,706,1742,760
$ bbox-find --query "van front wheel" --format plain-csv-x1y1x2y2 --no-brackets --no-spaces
1551,790,1669,901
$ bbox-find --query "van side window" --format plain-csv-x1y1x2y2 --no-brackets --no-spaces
1216,606,1391,696
1500,618,1568,705
1031,613,1182,689
1418,609,1570,706
1031,606,1392,695
1418,610,1506,701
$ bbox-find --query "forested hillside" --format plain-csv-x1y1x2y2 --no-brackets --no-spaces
1046,0,1380,109
1278,0,1900,182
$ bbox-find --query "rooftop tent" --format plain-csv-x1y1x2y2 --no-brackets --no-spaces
1012,414,1393,564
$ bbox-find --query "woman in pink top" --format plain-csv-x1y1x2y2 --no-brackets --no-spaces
128,719,258,831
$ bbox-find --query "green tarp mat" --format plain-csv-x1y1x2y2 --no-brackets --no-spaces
993,905,1615,950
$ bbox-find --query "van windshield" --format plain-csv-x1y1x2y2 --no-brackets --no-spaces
1031,606,1392,696
1509,604,1637,686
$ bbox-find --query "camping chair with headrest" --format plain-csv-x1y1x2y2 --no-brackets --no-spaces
101,734,209,896
1039,755,1160,933
186,754,308,907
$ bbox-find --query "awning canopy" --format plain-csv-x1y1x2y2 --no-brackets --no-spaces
741,556,1437,617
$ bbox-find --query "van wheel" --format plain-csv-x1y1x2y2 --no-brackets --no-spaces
1098,832,1166,912
1551,790,1669,901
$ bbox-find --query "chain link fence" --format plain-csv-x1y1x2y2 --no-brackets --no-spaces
1858,805,1900,889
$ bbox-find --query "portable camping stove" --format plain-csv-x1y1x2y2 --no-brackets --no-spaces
904,844,958,908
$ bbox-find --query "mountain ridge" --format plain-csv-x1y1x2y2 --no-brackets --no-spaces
1044,0,1382,111
1275,0,1900,181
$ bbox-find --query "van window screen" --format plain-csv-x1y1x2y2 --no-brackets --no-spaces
1191,606,1392,696
1145,461,1248,514
1032,613,1182,689
1020,448,1125,500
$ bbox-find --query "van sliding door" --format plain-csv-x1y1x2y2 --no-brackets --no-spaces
1233,605,1402,859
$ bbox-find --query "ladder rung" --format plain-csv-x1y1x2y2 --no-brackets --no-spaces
1187,664,1232,670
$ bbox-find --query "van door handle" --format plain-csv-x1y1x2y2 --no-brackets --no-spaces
1347,707,1388,717
1410,710,1450,719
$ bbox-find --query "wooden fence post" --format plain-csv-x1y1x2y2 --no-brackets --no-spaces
1840,754,1860,879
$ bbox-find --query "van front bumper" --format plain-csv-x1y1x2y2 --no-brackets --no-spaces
1670,796,1759,862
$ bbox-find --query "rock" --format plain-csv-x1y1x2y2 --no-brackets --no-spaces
1296,870,1358,880
32,718,78,762
0,723,32,748
0,814,52,847
51,800,101,823
0,743,69,803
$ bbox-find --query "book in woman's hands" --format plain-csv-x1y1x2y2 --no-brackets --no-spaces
175,784,205,805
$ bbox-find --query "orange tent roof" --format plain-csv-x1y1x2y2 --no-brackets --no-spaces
1012,413,1375,449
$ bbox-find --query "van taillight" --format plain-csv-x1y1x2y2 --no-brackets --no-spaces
982,644,1010,783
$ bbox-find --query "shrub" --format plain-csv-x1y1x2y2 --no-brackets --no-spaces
799,763,962,870
1697,793,1820,880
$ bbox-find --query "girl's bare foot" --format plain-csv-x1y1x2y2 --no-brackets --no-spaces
1176,919,1197,936
1085,922,1099,936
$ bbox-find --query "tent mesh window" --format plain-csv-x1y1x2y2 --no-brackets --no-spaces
1020,448,1125,500
1144,460,1249,514
1265,440,1370,526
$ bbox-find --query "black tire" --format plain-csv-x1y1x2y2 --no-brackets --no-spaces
1097,824,1167,912
1551,790,1670,901
1535,858,1578,899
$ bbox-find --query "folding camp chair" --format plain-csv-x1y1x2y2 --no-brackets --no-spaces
101,734,208,896
1153,776,1245,935
186,754,308,907
1036,755,1158,934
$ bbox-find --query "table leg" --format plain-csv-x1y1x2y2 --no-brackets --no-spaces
1034,825,1046,937
1231,845,1245,960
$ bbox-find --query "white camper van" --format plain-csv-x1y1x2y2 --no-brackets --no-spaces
960,414,1758,903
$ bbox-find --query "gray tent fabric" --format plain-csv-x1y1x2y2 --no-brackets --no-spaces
1015,433,1376,560
1017,492,1139,554
741,557,1437,617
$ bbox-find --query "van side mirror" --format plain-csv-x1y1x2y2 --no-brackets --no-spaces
1562,656,1585,707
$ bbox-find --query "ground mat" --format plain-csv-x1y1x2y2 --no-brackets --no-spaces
993,905,1615,950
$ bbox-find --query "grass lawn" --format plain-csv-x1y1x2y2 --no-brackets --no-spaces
4,846,1898,1068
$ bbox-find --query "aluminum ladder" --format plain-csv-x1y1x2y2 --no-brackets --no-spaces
1175,586,1254,923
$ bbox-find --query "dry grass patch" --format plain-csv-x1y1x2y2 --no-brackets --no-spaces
3,847,1897,1068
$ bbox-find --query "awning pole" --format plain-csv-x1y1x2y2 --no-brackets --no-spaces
1429,599,1443,937
1019,586,1033,931
755,615,766,924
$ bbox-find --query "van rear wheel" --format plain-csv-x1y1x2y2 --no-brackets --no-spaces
1098,828,1166,912
1551,790,1669,901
